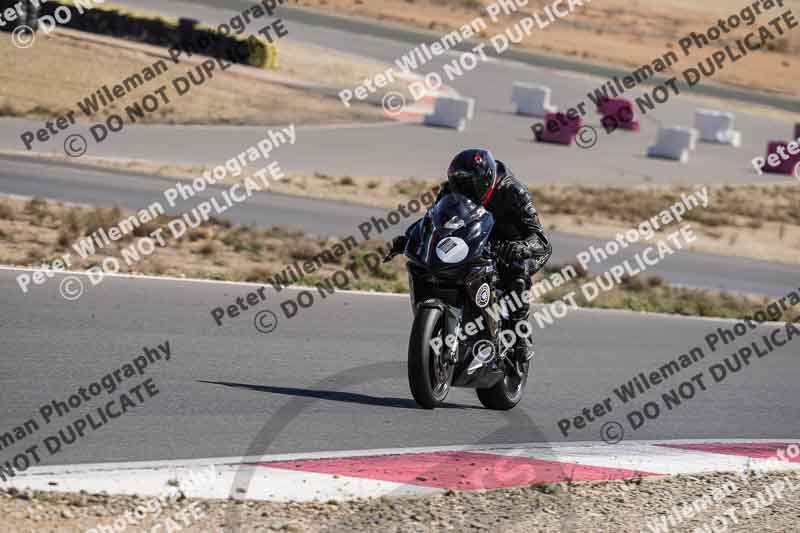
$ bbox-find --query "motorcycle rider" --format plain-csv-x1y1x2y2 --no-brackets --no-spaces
386,148,552,363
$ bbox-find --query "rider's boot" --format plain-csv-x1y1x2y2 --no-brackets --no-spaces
513,334,533,363
509,310,533,376
507,275,534,366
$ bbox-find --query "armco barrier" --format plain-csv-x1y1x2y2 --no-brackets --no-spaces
694,109,741,147
38,1,278,70
511,82,557,117
760,141,800,175
423,97,475,131
647,126,698,163
534,112,582,145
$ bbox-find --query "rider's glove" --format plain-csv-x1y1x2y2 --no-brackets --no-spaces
383,235,408,262
497,241,531,263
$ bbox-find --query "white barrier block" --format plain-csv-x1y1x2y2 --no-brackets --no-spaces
647,127,698,163
694,109,742,147
424,97,475,131
511,82,557,117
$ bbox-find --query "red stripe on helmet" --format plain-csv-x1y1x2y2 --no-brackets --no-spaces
481,175,497,206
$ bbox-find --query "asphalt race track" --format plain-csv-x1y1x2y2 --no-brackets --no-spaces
1,270,798,468
0,155,796,297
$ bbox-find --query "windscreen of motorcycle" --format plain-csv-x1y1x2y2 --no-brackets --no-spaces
407,193,494,269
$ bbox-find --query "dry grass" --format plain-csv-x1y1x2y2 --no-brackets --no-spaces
534,183,800,265
538,263,800,322
296,0,800,100
2,195,798,321
0,31,387,126
0,196,403,291
535,183,800,227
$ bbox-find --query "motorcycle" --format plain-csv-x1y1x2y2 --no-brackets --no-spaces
399,193,531,410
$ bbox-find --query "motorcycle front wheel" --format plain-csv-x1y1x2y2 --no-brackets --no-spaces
407,306,452,409
476,359,528,410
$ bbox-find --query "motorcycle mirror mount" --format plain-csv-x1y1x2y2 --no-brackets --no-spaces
443,216,465,230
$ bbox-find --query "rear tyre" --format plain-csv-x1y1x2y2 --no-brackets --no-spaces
407,306,450,409
476,360,528,410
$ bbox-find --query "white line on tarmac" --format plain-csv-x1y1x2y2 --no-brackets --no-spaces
0,265,409,298
1,265,795,324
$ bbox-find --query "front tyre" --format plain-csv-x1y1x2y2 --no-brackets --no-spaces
408,306,450,409
476,360,528,410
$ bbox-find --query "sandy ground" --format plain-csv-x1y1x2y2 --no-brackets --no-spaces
296,0,800,99
5,151,800,267
3,470,800,532
0,30,392,126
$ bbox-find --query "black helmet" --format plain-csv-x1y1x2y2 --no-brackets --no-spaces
446,149,498,205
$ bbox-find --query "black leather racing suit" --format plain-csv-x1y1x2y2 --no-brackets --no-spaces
434,161,553,352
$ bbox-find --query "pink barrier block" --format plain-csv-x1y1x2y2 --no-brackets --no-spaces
761,141,800,175
596,97,640,132
534,112,583,145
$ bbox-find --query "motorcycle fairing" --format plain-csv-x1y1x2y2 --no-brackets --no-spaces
405,193,494,276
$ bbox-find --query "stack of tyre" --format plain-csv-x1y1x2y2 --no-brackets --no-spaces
0,0,40,31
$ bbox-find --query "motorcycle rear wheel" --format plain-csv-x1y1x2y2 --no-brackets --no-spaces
408,307,451,409
476,359,528,410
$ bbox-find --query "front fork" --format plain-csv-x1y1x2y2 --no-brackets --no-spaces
464,264,501,344
442,311,461,365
